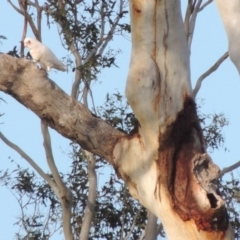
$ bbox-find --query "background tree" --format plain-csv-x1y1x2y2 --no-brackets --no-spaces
0,0,240,239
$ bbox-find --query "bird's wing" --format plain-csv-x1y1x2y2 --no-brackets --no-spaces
40,46,66,71
30,47,43,61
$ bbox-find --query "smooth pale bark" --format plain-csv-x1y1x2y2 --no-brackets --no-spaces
114,0,233,239
80,151,97,240
145,211,157,240
0,1,234,239
41,123,74,240
215,0,240,74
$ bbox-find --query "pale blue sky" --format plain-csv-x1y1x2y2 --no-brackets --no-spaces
1,1,240,239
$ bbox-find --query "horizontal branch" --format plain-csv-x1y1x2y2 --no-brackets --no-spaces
0,54,125,162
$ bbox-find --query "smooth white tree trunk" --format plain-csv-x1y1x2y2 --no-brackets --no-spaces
114,0,234,239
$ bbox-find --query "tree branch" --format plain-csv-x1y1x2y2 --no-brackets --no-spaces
218,160,240,178
193,51,228,98
0,131,57,191
79,81,97,239
124,206,143,240
35,0,43,38
41,122,74,240
155,222,164,239
41,122,65,190
44,1,83,99
8,0,41,41
98,0,125,57
19,0,28,57
145,211,157,240
187,0,202,48
0,54,125,162
198,0,213,12
80,151,97,240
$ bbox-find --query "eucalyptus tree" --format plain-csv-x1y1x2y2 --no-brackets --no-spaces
1,0,240,239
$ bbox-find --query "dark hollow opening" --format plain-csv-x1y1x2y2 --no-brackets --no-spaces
207,193,218,208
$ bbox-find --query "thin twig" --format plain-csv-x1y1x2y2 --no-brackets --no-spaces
20,0,28,58
198,0,213,12
41,122,74,240
193,51,228,98
120,212,125,240
8,0,22,14
184,1,193,38
155,222,164,239
80,151,97,240
218,160,240,178
35,0,43,41
46,0,82,99
83,1,106,63
98,0,125,56
80,80,97,240
8,0,40,40
0,131,57,191
41,121,65,190
124,206,143,240
188,0,202,48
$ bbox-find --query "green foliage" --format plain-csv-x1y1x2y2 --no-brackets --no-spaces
45,0,129,81
1,1,238,239
0,165,60,240
69,146,148,239
97,92,136,133
197,104,229,152
219,175,240,238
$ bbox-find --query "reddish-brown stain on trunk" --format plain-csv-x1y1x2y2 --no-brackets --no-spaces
156,96,229,232
132,0,142,15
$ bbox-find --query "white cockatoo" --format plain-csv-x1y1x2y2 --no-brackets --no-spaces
24,37,66,72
